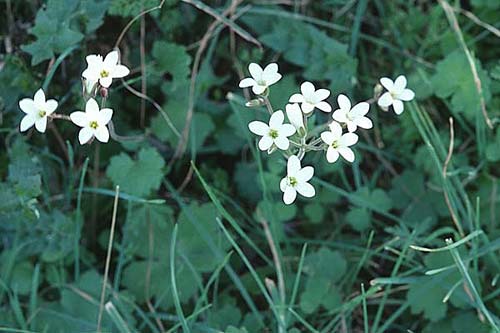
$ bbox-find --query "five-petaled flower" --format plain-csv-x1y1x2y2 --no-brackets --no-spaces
239,63,282,95
377,75,415,115
19,88,58,133
321,121,358,163
289,81,332,114
70,98,113,145
249,110,296,152
332,94,372,132
280,155,315,205
82,50,130,88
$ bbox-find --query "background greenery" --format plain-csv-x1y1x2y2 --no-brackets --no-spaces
0,0,499,332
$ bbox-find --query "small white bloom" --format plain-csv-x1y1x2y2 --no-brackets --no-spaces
320,122,358,163
332,94,372,132
19,88,58,133
82,50,130,89
239,63,282,95
289,81,332,114
285,103,305,132
280,155,315,205
248,110,296,152
70,98,113,145
377,75,415,115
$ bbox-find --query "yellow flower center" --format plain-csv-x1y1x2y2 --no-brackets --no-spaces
269,129,279,139
90,121,98,129
288,176,298,187
100,70,110,78
332,140,339,149
38,110,46,118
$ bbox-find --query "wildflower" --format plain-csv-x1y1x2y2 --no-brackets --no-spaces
332,94,372,132
82,50,130,89
280,155,315,205
19,88,58,133
377,75,415,115
320,121,358,163
239,63,282,95
70,98,113,145
289,81,332,114
285,103,305,133
249,110,296,152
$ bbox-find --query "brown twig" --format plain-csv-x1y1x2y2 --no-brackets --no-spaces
456,7,500,38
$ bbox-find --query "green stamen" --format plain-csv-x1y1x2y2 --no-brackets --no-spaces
269,129,279,139
100,70,109,78
332,141,339,149
38,110,46,117
288,176,298,187
90,121,98,129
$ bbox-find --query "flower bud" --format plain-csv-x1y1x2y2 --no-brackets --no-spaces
245,98,264,108
373,83,383,99
100,87,108,99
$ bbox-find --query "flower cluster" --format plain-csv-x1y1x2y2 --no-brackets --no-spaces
240,62,415,204
18,50,130,145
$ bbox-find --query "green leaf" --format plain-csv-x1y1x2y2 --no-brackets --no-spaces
346,207,371,232
106,147,165,197
431,51,491,120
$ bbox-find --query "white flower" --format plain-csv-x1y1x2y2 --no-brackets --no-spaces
239,63,282,95
320,122,358,163
19,88,58,133
289,81,332,114
377,75,415,115
285,103,305,132
248,110,296,152
82,50,130,89
280,155,315,205
70,98,113,145
332,94,372,132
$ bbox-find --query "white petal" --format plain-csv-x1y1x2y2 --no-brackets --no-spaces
239,77,256,88
95,125,110,143
296,182,315,198
329,121,343,138
86,54,103,66
393,75,407,93
287,155,301,176
104,50,119,67
315,101,332,112
321,131,335,145
98,108,113,125
34,89,46,108
398,89,415,101
274,136,290,150
79,127,94,144
249,121,269,135
355,117,373,129
283,186,297,205
313,89,330,103
337,94,351,111
346,122,357,133
326,147,339,163
300,82,315,100
338,147,355,162
19,98,37,114
332,109,348,123
99,76,113,88
269,110,284,128
280,124,296,137
393,99,404,115
248,63,263,81
377,92,393,108
252,84,266,95
286,103,304,130
70,111,88,127
86,98,100,116
380,77,394,91
350,102,369,117
20,115,36,132
289,93,305,103
301,102,315,114
82,67,100,81
280,178,288,192
263,71,281,85
296,166,314,182
111,64,130,78
258,136,273,151
340,133,358,147
263,63,278,76
34,117,47,133
45,99,58,114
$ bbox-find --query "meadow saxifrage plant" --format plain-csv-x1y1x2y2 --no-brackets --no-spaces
17,49,130,146
239,62,415,205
